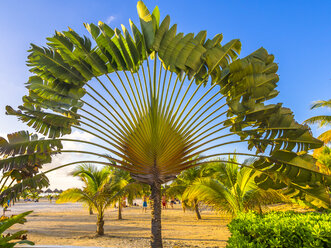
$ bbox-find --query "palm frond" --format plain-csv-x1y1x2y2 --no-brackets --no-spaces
304,115,331,127
311,99,331,110
56,188,90,203
182,178,236,214
318,130,331,144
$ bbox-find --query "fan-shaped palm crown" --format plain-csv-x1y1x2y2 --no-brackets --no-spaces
5,2,324,185
2,1,330,247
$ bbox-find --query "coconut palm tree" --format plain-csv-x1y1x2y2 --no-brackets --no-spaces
3,1,329,247
167,165,206,219
107,167,147,220
182,160,289,217
57,164,112,235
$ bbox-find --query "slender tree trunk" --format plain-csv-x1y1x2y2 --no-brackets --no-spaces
194,202,201,220
118,199,122,220
96,212,104,236
89,206,93,215
150,182,163,248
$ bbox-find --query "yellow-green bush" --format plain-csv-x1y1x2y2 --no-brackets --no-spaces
227,211,331,248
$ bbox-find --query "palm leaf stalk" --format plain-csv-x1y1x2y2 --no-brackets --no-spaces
2,1,329,247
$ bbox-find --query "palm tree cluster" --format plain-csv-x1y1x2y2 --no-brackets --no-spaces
167,156,290,219
59,159,291,236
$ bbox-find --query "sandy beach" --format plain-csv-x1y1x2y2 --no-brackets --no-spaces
7,199,231,248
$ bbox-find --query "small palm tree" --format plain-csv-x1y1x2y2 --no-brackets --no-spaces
57,164,112,235
182,159,289,217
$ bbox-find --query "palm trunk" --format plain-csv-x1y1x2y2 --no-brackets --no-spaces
150,182,163,248
194,201,201,220
258,204,263,214
96,211,104,235
89,206,93,215
118,199,122,220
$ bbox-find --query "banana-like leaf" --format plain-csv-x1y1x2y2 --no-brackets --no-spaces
6,105,78,138
137,1,155,53
220,48,322,154
0,173,49,205
253,150,331,208
0,131,61,176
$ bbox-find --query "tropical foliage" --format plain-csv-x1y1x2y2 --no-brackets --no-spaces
167,163,206,219
304,99,331,175
227,211,331,248
0,131,53,247
304,99,331,142
57,164,113,235
3,1,330,246
107,167,147,220
316,146,331,173
0,131,59,205
0,211,34,248
181,158,289,216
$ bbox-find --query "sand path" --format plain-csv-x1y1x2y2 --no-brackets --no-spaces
7,200,230,248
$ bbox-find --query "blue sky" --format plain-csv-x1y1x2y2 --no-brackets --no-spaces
0,0,330,188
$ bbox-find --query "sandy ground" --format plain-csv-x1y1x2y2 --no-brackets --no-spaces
6,199,231,248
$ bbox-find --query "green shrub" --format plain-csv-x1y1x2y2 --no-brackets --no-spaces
227,211,331,248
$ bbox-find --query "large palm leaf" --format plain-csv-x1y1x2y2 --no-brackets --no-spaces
57,188,93,204
0,131,61,177
3,1,329,247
